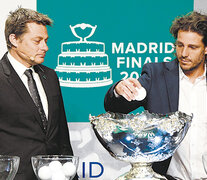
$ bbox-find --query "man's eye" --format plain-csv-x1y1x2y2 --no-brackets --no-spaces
189,46,197,49
34,40,40,44
176,43,183,47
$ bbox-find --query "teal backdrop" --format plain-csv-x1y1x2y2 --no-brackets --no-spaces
37,0,193,122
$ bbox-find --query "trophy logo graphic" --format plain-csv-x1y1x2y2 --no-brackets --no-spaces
55,23,113,88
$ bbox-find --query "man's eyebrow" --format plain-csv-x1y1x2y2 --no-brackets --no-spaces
176,40,200,47
32,36,49,40
176,40,182,43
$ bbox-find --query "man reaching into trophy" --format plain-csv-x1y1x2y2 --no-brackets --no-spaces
104,11,207,180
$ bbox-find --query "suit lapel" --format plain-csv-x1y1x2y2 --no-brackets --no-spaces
1,53,45,131
34,65,53,134
163,59,179,112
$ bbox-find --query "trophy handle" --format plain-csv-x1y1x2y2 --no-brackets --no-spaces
70,23,97,42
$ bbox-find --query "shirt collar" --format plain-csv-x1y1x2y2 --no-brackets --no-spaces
179,64,206,81
7,52,34,78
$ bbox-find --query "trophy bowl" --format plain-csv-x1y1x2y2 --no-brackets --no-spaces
0,155,20,180
90,110,192,180
31,155,79,180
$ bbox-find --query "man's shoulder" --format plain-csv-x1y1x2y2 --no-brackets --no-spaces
38,64,53,70
35,64,55,74
144,59,177,66
34,64,59,82
143,59,178,70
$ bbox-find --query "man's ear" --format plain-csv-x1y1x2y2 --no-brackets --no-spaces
9,34,18,48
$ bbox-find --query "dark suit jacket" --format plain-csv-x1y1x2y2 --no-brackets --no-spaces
0,53,74,180
104,59,180,175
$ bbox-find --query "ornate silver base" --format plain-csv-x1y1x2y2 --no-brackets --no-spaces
116,162,167,180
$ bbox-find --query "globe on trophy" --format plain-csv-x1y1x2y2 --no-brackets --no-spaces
90,111,192,180
0,155,20,180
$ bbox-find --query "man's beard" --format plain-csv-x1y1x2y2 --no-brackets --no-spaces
176,54,205,73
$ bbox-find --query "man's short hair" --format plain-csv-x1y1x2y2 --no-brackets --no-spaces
170,11,207,46
5,7,53,49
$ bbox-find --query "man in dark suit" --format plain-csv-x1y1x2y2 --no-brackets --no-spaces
104,11,207,179
0,8,75,179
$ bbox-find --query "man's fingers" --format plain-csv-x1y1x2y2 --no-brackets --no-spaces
115,78,146,101
125,79,137,93
122,85,135,101
128,78,142,88
115,79,137,101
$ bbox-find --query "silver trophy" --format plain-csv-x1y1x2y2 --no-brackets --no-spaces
90,111,192,180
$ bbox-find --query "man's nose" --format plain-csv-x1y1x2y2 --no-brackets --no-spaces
181,47,189,58
40,41,49,51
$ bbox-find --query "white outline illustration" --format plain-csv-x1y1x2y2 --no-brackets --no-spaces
55,23,113,88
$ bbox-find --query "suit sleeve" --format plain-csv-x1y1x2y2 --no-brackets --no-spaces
104,63,153,113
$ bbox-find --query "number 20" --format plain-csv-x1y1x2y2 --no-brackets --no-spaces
120,71,139,80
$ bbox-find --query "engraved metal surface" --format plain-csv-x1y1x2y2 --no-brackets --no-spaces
90,111,192,179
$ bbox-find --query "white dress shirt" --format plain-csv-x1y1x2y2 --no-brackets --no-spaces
7,52,48,118
167,66,207,180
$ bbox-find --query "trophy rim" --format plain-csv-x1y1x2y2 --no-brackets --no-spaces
89,110,192,163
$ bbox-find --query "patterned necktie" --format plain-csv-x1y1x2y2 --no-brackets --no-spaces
24,69,47,131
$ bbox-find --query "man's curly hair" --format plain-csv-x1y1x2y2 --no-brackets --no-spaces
170,11,207,46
